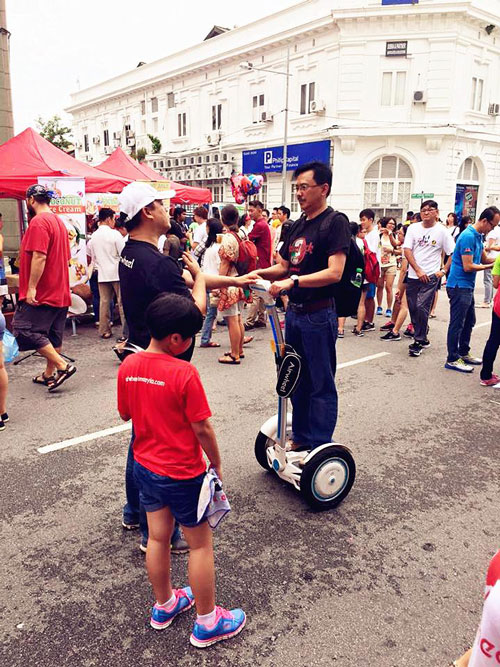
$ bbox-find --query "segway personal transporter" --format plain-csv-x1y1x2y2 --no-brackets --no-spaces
251,280,356,510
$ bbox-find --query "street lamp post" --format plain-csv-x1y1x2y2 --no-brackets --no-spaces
240,47,292,206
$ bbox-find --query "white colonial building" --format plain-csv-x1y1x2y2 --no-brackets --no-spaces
67,0,500,222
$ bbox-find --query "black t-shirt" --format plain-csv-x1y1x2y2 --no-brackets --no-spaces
119,239,192,349
279,206,351,304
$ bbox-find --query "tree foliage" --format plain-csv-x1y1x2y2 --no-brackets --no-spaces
136,147,147,162
36,115,72,150
147,134,162,154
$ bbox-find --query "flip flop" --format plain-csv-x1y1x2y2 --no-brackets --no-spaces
243,336,253,345
218,354,240,365
32,373,55,387
200,342,221,348
101,332,112,339
224,351,245,359
48,364,77,392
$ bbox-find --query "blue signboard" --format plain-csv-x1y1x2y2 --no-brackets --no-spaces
382,0,418,5
242,140,331,174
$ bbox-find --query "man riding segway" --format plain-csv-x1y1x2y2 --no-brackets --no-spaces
244,161,351,456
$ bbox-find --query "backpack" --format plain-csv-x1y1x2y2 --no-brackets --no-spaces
317,211,365,317
362,238,380,284
230,231,258,275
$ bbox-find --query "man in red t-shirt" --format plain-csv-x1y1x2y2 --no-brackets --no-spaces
12,185,76,391
245,199,271,330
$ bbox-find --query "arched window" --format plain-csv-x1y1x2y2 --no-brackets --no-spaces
457,158,479,183
363,156,413,222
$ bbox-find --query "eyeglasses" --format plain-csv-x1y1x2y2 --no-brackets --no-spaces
420,207,437,214
293,184,323,193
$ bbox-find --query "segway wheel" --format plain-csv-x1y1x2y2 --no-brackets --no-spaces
300,446,355,510
254,432,274,471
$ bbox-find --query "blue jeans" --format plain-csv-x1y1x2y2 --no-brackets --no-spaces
123,433,181,545
446,286,476,362
200,292,217,345
285,306,338,448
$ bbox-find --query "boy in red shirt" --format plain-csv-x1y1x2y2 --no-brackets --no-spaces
117,293,245,648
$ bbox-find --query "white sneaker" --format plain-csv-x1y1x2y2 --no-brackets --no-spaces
444,358,474,373
493,382,500,389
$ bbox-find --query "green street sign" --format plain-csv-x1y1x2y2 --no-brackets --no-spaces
411,192,434,199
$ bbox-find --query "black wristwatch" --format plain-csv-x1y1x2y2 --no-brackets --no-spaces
291,275,300,288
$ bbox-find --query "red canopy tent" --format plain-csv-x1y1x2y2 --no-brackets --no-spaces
98,147,212,204
0,128,130,199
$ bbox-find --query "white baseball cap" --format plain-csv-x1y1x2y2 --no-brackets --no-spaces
118,182,175,220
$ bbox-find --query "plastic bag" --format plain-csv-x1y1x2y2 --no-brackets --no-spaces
3,330,19,363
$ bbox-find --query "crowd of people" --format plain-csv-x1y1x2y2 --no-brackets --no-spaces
2,160,499,656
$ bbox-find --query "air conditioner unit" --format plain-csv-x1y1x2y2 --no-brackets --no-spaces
488,103,500,116
126,130,135,138
93,136,100,144
206,132,221,146
104,146,113,155
113,131,122,140
219,164,233,178
310,99,326,113
260,110,273,123
413,90,427,104
126,137,135,147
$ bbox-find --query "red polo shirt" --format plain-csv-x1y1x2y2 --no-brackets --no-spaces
249,218,272,269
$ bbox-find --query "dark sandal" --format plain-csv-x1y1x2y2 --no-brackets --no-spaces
48,364,77,392
200,342,221,348
224,351,244,359
32,373,55,387
218,354,240,365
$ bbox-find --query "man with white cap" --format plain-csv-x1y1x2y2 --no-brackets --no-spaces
117,182,251,553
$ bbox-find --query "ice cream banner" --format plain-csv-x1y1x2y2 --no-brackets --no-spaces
38,177,88,287
86,193,120,216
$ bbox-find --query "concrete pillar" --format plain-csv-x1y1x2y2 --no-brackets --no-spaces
0,0,20,252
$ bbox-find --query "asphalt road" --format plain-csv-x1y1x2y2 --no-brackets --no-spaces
0,290,498,667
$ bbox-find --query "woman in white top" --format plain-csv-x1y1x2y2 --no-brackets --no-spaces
197,218,223,348
376,217,399,318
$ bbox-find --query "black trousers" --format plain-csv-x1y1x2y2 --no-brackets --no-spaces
480,311,500,381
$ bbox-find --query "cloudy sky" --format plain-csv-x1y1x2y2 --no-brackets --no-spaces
7,0,300,135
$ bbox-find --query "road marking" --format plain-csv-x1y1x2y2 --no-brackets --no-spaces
37,423,132,454
338,351,390,370
39,352,389,454
474,322,491,330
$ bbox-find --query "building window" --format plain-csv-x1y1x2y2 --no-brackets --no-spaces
141,100,146,115
141,120,146,134
151,97,158,113
177,112,187,137
103,129,109,147
381,71,406,106
363,156,412,222
84,134,89,152
152,117,158,134
212,104,222,130
458,157,479,182
252,93,265,123
300,82,316,115
167,92,175,109
471,77,484,111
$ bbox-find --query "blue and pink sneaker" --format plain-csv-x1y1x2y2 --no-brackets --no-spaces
150,587,195,630
190,605,246,648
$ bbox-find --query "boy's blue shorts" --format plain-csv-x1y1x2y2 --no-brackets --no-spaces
133,461,206,527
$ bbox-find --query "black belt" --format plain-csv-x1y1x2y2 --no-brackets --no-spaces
288,298,334,314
